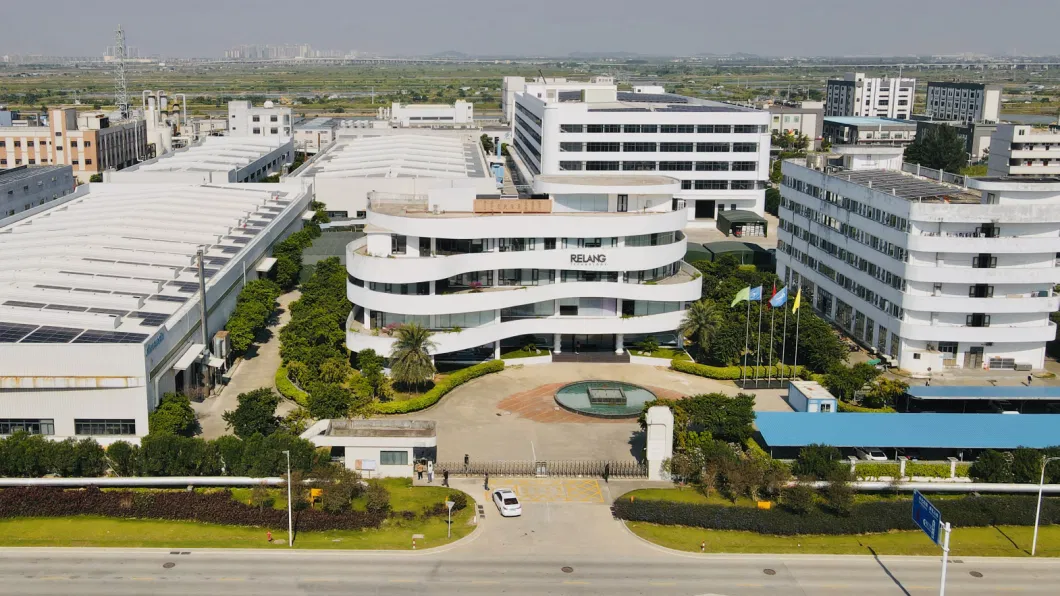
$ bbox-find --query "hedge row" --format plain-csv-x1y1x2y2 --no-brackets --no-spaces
224,279,281,354
374,360,505,414
852,461,971,479
854,462,900,479
613,495,1060,536
0,487,384,532
838,401,897,413
275,365,309,407
671,359,805,381
273,223,320,290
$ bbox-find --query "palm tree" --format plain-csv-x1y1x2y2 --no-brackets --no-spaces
678,299,723,360
389,323,437,390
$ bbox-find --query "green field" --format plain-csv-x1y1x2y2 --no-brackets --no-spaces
628,522,1060,557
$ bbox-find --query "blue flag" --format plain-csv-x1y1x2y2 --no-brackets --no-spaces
770,287,788,308
748,286,763,301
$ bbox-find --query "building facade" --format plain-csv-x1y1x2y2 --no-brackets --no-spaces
822,116,918,147
777,152,1060,374
768,101,824,148
925,82,1001,124
344,176,701,361
228,100,293,137
294,117,339,155
0,109,148,182
511,83,771,224
987,124,1060,178
0,165,75,218
915,119,997,161
382,101,474,128
826,73,916,120
105,136,293,184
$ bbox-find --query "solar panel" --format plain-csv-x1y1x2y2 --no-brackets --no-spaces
73,330,149,344
150,294,189,303
34,285,71,291
168,281,201,293
44,304,89,312
128,311,169,327
4,300,46,309
617,92,689,104
20,326,83,343
206,257,231,266
88,307,130,317
656,106,736,113
219,245,241,254
0,322,38,342
227,237,251,244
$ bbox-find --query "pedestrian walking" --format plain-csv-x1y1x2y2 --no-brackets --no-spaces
416,461,424,481
484,472,490,491
427,461,434,484
464,453,470,472
603,462,610,483
1028,374,1034,386
443,469,449,487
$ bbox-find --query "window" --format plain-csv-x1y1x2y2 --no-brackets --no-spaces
84,141,91,147
559,161,583,171
252,115,260,122
544,238,556,250
660,142,693,152
966,313,991,327
379,450,409,466
681,180,692,189
13,141,20,147
27,141,35,147
391,235,407,254
972,254,997,268
696,161,729,171
732,142,758,152
622,142,656,152
270,115,278,122
695,180,729,190
658,161,692,171
732,162,757,171
85,159,92,165
560,124,583,133
603,124,620,133
617,194,628,212
586,142,620,152
270,128,278,134
74,419,136,435
622,161,656,171
585,161,619,171
252,127,261,134
560,142,583,152
697,143,730,152
733,124,760,134
624,124,657,133
0,419,54,435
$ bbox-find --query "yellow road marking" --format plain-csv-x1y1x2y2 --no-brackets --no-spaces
563,580,590,585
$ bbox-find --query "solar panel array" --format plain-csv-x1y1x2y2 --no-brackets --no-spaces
840,169,976,202
616,92,689,104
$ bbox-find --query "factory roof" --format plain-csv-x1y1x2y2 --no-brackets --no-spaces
907,386,1060,401
300,133,487,179
548,89,756,114
756,412,1060,450
0,165,71,186
827,168,982,204
122,137,291,174
296,117,340,130
824,116,918,128
0,183,301,345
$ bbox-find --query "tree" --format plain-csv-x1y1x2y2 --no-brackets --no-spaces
318,357,352,384
904,124,968,173
250,481,274,512
71,438,107,477
679,393,757,443
679,300,724,360
637,335,660,355
223,388,281,438
793,444,843,480
364,481,392,516
821,468,855,516
769,159,782,185
779,309,847,373
970,449,1013,483
357,348,388,399
781,484,815,515
764,188,781,216
822,362,880,402
307,383,353,419
1010,447,1042,484
389,323,437,390
88,173,103,183
318,467,364,513
149,392,197,436
106,441,141,476
863,378,907,409
480,133,495,154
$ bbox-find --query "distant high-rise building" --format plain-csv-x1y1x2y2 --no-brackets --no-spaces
826,72,916,120
925,82,1001,124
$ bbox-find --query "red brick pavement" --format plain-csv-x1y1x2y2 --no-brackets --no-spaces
497,383,686,423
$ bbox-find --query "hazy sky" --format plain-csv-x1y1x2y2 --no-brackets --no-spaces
2,0,1058,58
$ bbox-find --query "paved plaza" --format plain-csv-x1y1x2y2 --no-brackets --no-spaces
392,362,792,463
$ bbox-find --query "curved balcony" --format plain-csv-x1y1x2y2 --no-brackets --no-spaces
347,236,689,284
897,321,1057,343
366,206,688,240
900,293,1060,314
346,310,687,356
347,264,701,316
906,234,1060,254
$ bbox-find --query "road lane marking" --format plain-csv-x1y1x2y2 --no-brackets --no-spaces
38,576,69,581
219,577,245,581
563,580,590,585
131,577,156,581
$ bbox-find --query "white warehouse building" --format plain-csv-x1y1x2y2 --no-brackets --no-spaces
0,182,312,443
104,136,294,184
777,149,1060,374
344,175,702,362
510,82,771,226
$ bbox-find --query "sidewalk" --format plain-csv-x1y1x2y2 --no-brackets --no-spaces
192,290,300,439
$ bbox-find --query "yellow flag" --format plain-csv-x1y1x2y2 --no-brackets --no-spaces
792,287,802,313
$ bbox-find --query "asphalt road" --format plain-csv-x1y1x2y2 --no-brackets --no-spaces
1,547,1059,595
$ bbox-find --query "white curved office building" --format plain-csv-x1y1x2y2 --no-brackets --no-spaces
345,176,701,361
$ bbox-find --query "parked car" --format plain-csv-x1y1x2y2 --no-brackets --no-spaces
492,489,522,517
855,447,888,461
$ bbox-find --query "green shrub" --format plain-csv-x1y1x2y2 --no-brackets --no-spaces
854,462,900,479
780,484,815,515
612,495,1060,536
970,450,1014,483
275,365,309,407
148,393,197,437
364,481,392,516
224,279,281,354
837,401,897,413
374,360,504,414
793,444,843,480
671,359,804,380
907,462,955,479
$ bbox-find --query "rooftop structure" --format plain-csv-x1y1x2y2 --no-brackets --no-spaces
767,101,824,149
822,116,918,146
0,182,312,443
104,136,293,184
228,100,292,137
294,130,495,221
778,154,1060,374
826,72,916,120
987,124,1060,178
301,419,437,478
0,165,75,219
381,100,474,128
511,81,771,226
294,117,340,155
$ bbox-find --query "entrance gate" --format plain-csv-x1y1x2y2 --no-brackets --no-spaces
436,460,647,478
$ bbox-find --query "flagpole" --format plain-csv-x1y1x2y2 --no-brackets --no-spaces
742,298,751,387
754,299,764,388
792,299,802,382
768,303,776,387
780,295,789,380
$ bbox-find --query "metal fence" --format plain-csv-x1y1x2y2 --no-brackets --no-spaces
435,460,647,479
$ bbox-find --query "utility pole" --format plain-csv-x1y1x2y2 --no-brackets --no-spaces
283,450,293,547
196,247,211,393
114,25,130,120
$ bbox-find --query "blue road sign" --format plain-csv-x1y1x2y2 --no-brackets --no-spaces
912,490,942,545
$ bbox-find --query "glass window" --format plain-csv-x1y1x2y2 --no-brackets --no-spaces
560,124,583,133
0,419,55,435
391,235,407,254
74,419,135,435
380,451,409,465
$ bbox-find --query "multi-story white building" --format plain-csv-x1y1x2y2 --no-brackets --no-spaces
925,82,1001,124
510,83,771,225
768,101,824,148
826,73,916,120
228,100,293,138
0,165,75,219
501,76,615,124
294,117,339,155
0,182,312,443
104,136,294,184
987,124,1060,178
381,101,474,128
777,148,1060,374
344,176,701,362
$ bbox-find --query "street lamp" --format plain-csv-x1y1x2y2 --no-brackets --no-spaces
445,500,455,539
1032,456,1060,556
283,450,293,548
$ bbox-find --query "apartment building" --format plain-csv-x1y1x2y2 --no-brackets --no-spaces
925,82,1001,124
0,109,148,182
0,165,75,218
228,100,293,137
987,124,1060,177
510,82,771,224
826,73,916,120
777,148,1060,373
345,176,701,362
767,101,824,148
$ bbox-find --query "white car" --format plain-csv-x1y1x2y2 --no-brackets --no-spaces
855,447,888,461
492,489,522,517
